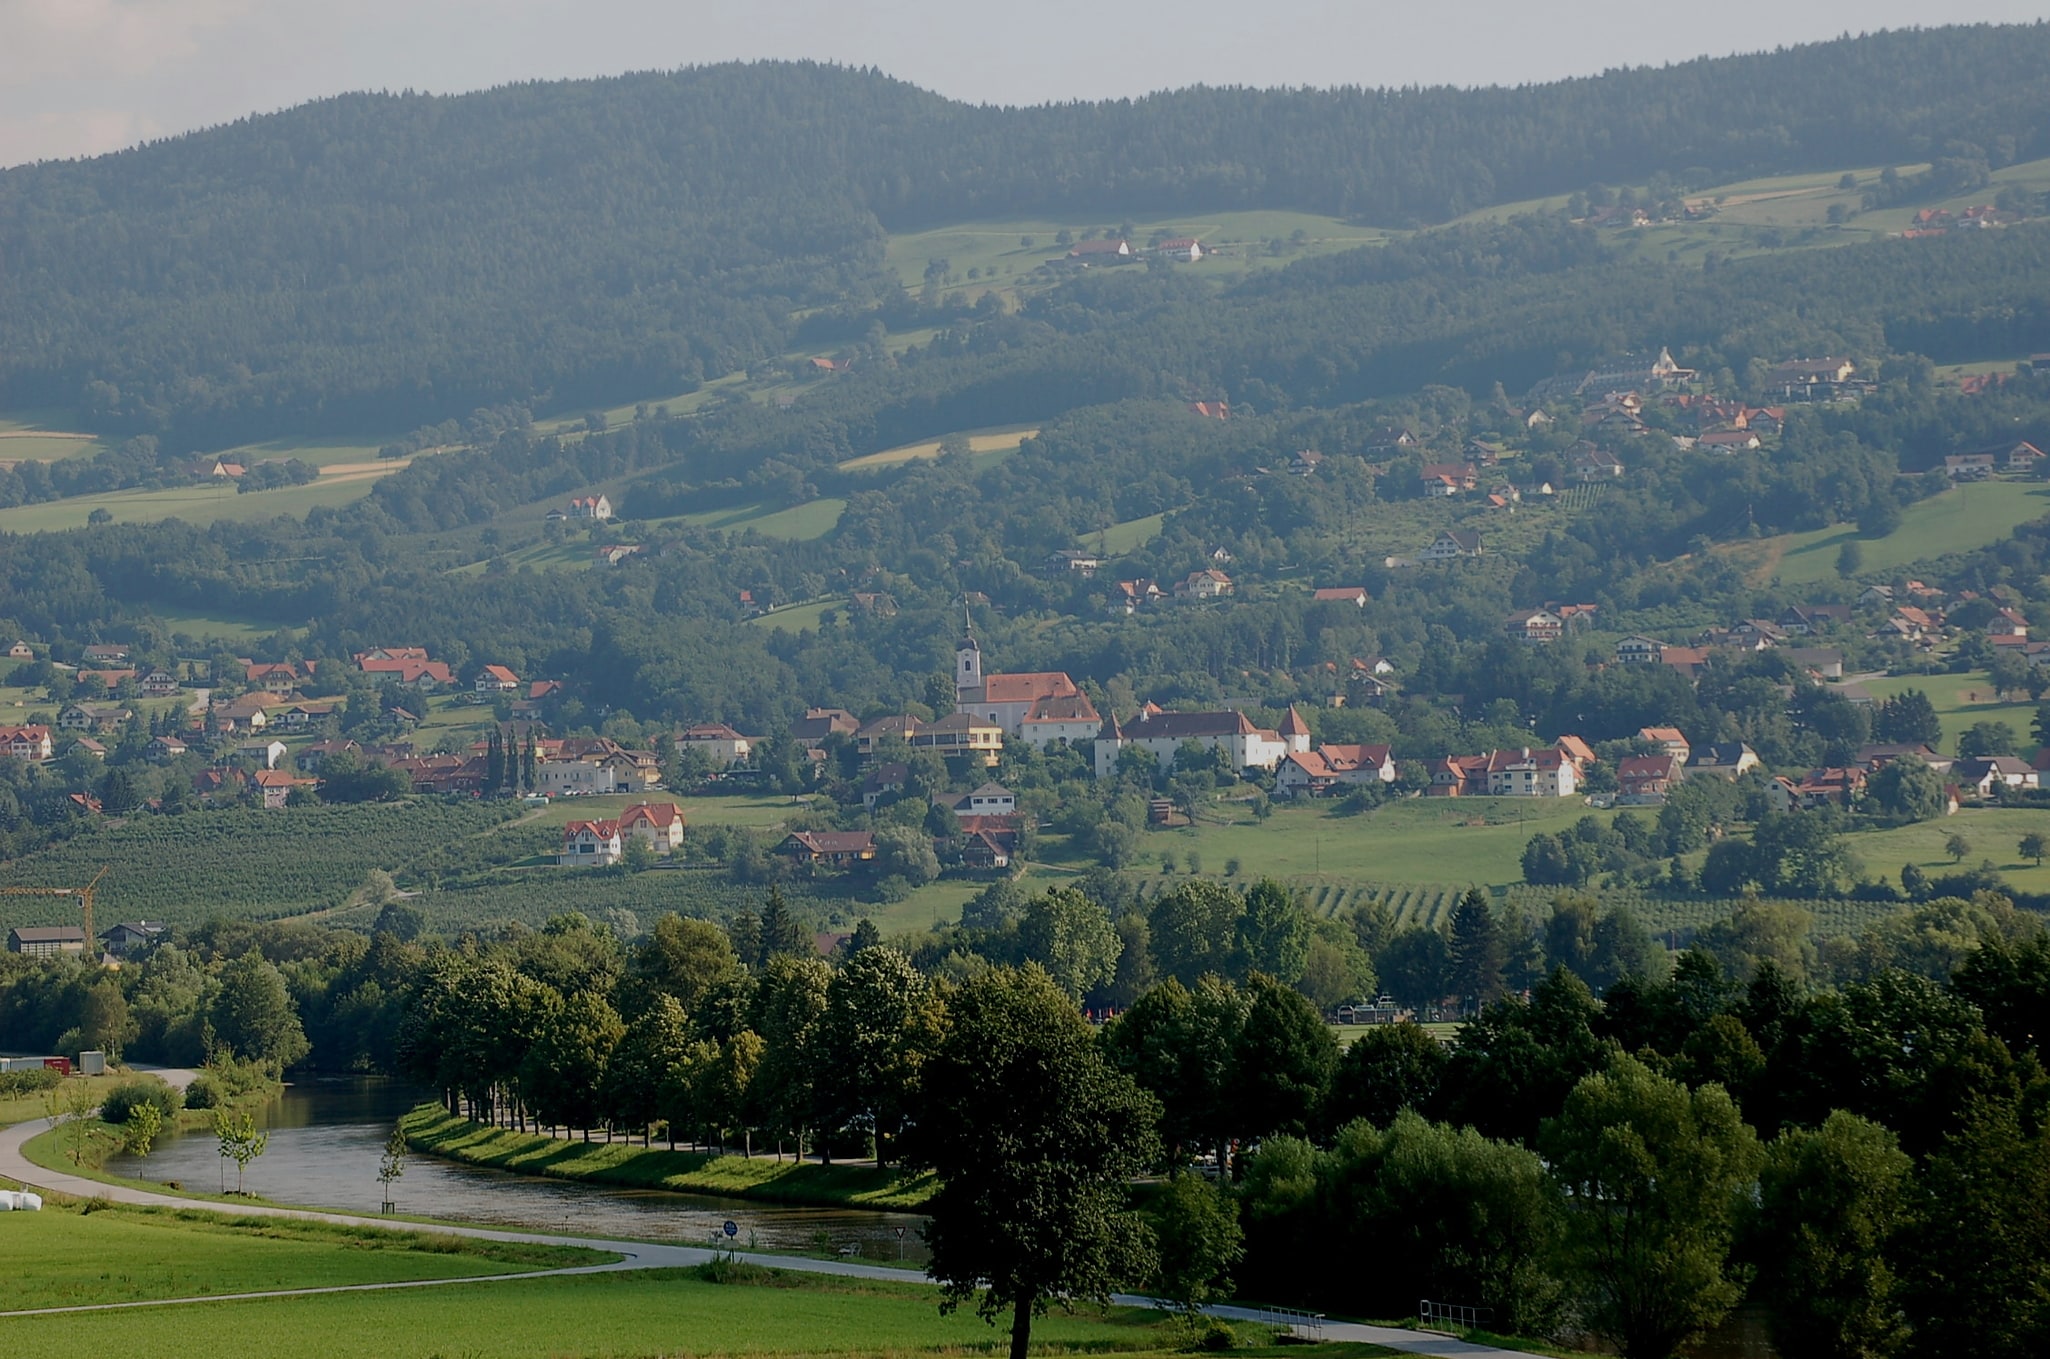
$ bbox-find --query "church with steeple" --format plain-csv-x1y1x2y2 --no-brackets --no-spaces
955,622,1101,750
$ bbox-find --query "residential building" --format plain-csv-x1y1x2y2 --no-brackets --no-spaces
1174,569,1235,599
1638,727,1691,762
246,661,310,694
297,738,360,770
953,782,1018,816
1685,742,1760,780
791,708,859,742
82,644,130,663
1617,753,1683,803
474,664,521,693
145,735,189,763
535,760,619,796
1155,237,1204,262
1945,452,1998,480
675,723,753,767
211,695,271,733
1484,747,1578,797
1952,756,2039,798
235,739,289,769
141,670,181,697
0,725,54,761
1093,708,1294,780
562,494,613,520
1426,754,1491,797
67,737,106,760
252,769,314,809
619,802,687,855
1767,767,1866,812
100,921,165,956
1276,743,1396,798
560,819,625,866
777,830,878,870
908,712,1004,766
1312,587,1369,607
356,654,456,688
1421,529,1483,562
60,704,131,734
1505,608,1564,645
1616,636,1666,665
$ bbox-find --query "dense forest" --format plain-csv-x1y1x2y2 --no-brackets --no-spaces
8,24,2050,441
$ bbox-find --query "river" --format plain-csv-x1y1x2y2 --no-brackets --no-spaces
106,1077,929,1263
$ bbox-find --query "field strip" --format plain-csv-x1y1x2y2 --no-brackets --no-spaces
0,431,93,441
0,1266,616,1318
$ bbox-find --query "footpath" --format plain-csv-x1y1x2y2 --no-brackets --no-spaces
0,1114,1534,1356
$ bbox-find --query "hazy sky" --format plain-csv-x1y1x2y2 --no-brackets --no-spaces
2,1,2045,168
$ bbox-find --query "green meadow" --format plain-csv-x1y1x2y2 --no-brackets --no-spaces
1087,513,1167,555
839,423,1038,471
0,1204,602,1312
749,597,845,632
1847,805,2050,895
1852,670,2041,753
1743,479,2050,585
0,474,390,534
0,1267,1215,1359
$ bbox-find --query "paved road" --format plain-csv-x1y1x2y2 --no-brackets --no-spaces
0,1113,1535,1355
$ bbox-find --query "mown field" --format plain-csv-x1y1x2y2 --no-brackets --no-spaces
1734,479,2050,585
0,474,392,534
749,597,844,633
838,423,1038,472
1852,670,2041,753
1849,805,2050,895
0,1204,602,1312
0,1267,1212,1359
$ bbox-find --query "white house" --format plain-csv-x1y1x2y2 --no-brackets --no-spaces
1093,706,1302,779
1421,530,1483,562
473,665,521,693
560,819,624,866
955,782,1018,816
236,739,289,770
618,802,687,854
536,760,618,796
955,632,1099,747
675,723,753,767
1484,747,1578,797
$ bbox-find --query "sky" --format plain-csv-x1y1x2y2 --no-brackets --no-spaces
2,0,2045,168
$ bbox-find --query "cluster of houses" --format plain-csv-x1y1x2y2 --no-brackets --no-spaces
1764,742,2038,814
1056,235,1208,267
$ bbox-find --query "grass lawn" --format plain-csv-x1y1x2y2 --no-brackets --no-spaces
0,1267,1218,1359
654,497,847,541
750,597,844,633
1087,513,1167,555
869,878,986,936
1127,798,1610,890
0,474,388,534
1847,806,2050,895
403,1106,935,1209
1734,480,2050,586
145,605,295,646
0,1203,603,1312
0,1074,126,1129
1852,670,2041,754
839,423,1038,472
0,434,102,462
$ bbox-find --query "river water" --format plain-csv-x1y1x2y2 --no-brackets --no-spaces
106,1077,928,1263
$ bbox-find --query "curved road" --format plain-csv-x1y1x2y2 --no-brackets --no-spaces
0,1113,1530,1356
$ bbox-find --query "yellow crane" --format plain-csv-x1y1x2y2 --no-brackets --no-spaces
1,867,111,955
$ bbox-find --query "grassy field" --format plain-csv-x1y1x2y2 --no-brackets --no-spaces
1852,670,2040,754
0,1203,603,1312
883,208,1392,302
750,597,844,633
1847,806,2050,895
839,423,1038,472
145,604,295,645
404,1106,935,1209
0,434,102,462
0,1074,127,1128
1087,513,1167,556
0,1266,1221,1359
650,497,847,541
1730,480,2050,585
1116,797,1610,890
0,474,390,534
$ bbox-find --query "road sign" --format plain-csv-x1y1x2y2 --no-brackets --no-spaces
723,1219,739,1238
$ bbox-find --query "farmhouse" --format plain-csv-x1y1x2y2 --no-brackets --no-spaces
1174,569,1235,599
0,725,54,761
246,661,310,694
1484,747,1578,798
252,769,315,809
1617,753,1683,803
1312,587,1369,607
778,830,878,869
1616,636,1666,665
1276,743,1396,797
1685,742,1761,779
1421,529,1483,562
473,664,521,693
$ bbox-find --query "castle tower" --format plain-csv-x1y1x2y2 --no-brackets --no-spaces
1280,705,1312,755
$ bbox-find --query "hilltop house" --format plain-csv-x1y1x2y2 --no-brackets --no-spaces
1276,743,1396,797
778,830,878,870
1421,529,1483,562
1617,753,1684,804
676,723,753,767
1174,569,1235,599
0,725,54,761
1484,747,1578,797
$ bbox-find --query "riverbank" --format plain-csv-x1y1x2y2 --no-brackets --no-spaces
400,1106,936,1211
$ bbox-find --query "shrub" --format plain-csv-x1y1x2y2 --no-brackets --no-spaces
0,1068,62,1098
181,1073,224,1110
100,1077,183,1125
693,1257,776,1285
1192,1318,1238,1350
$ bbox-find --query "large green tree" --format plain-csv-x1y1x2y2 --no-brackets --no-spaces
1018,887,1123,1001
208,951,310,1074
911,965,1160,1359
1541,1054,1761,1359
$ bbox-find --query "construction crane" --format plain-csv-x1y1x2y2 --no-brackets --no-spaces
1,867,110,955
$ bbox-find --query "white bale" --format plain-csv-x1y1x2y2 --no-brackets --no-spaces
0,1191,19,1211
21,1192,41,1211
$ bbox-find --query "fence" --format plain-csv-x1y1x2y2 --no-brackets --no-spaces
1418,1299,1493,1332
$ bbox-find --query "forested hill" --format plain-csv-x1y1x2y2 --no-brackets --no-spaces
7,23,2050,444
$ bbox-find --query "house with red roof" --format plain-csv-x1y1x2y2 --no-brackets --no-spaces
560,819,624,866
618,802,686,855
473,664,521,693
